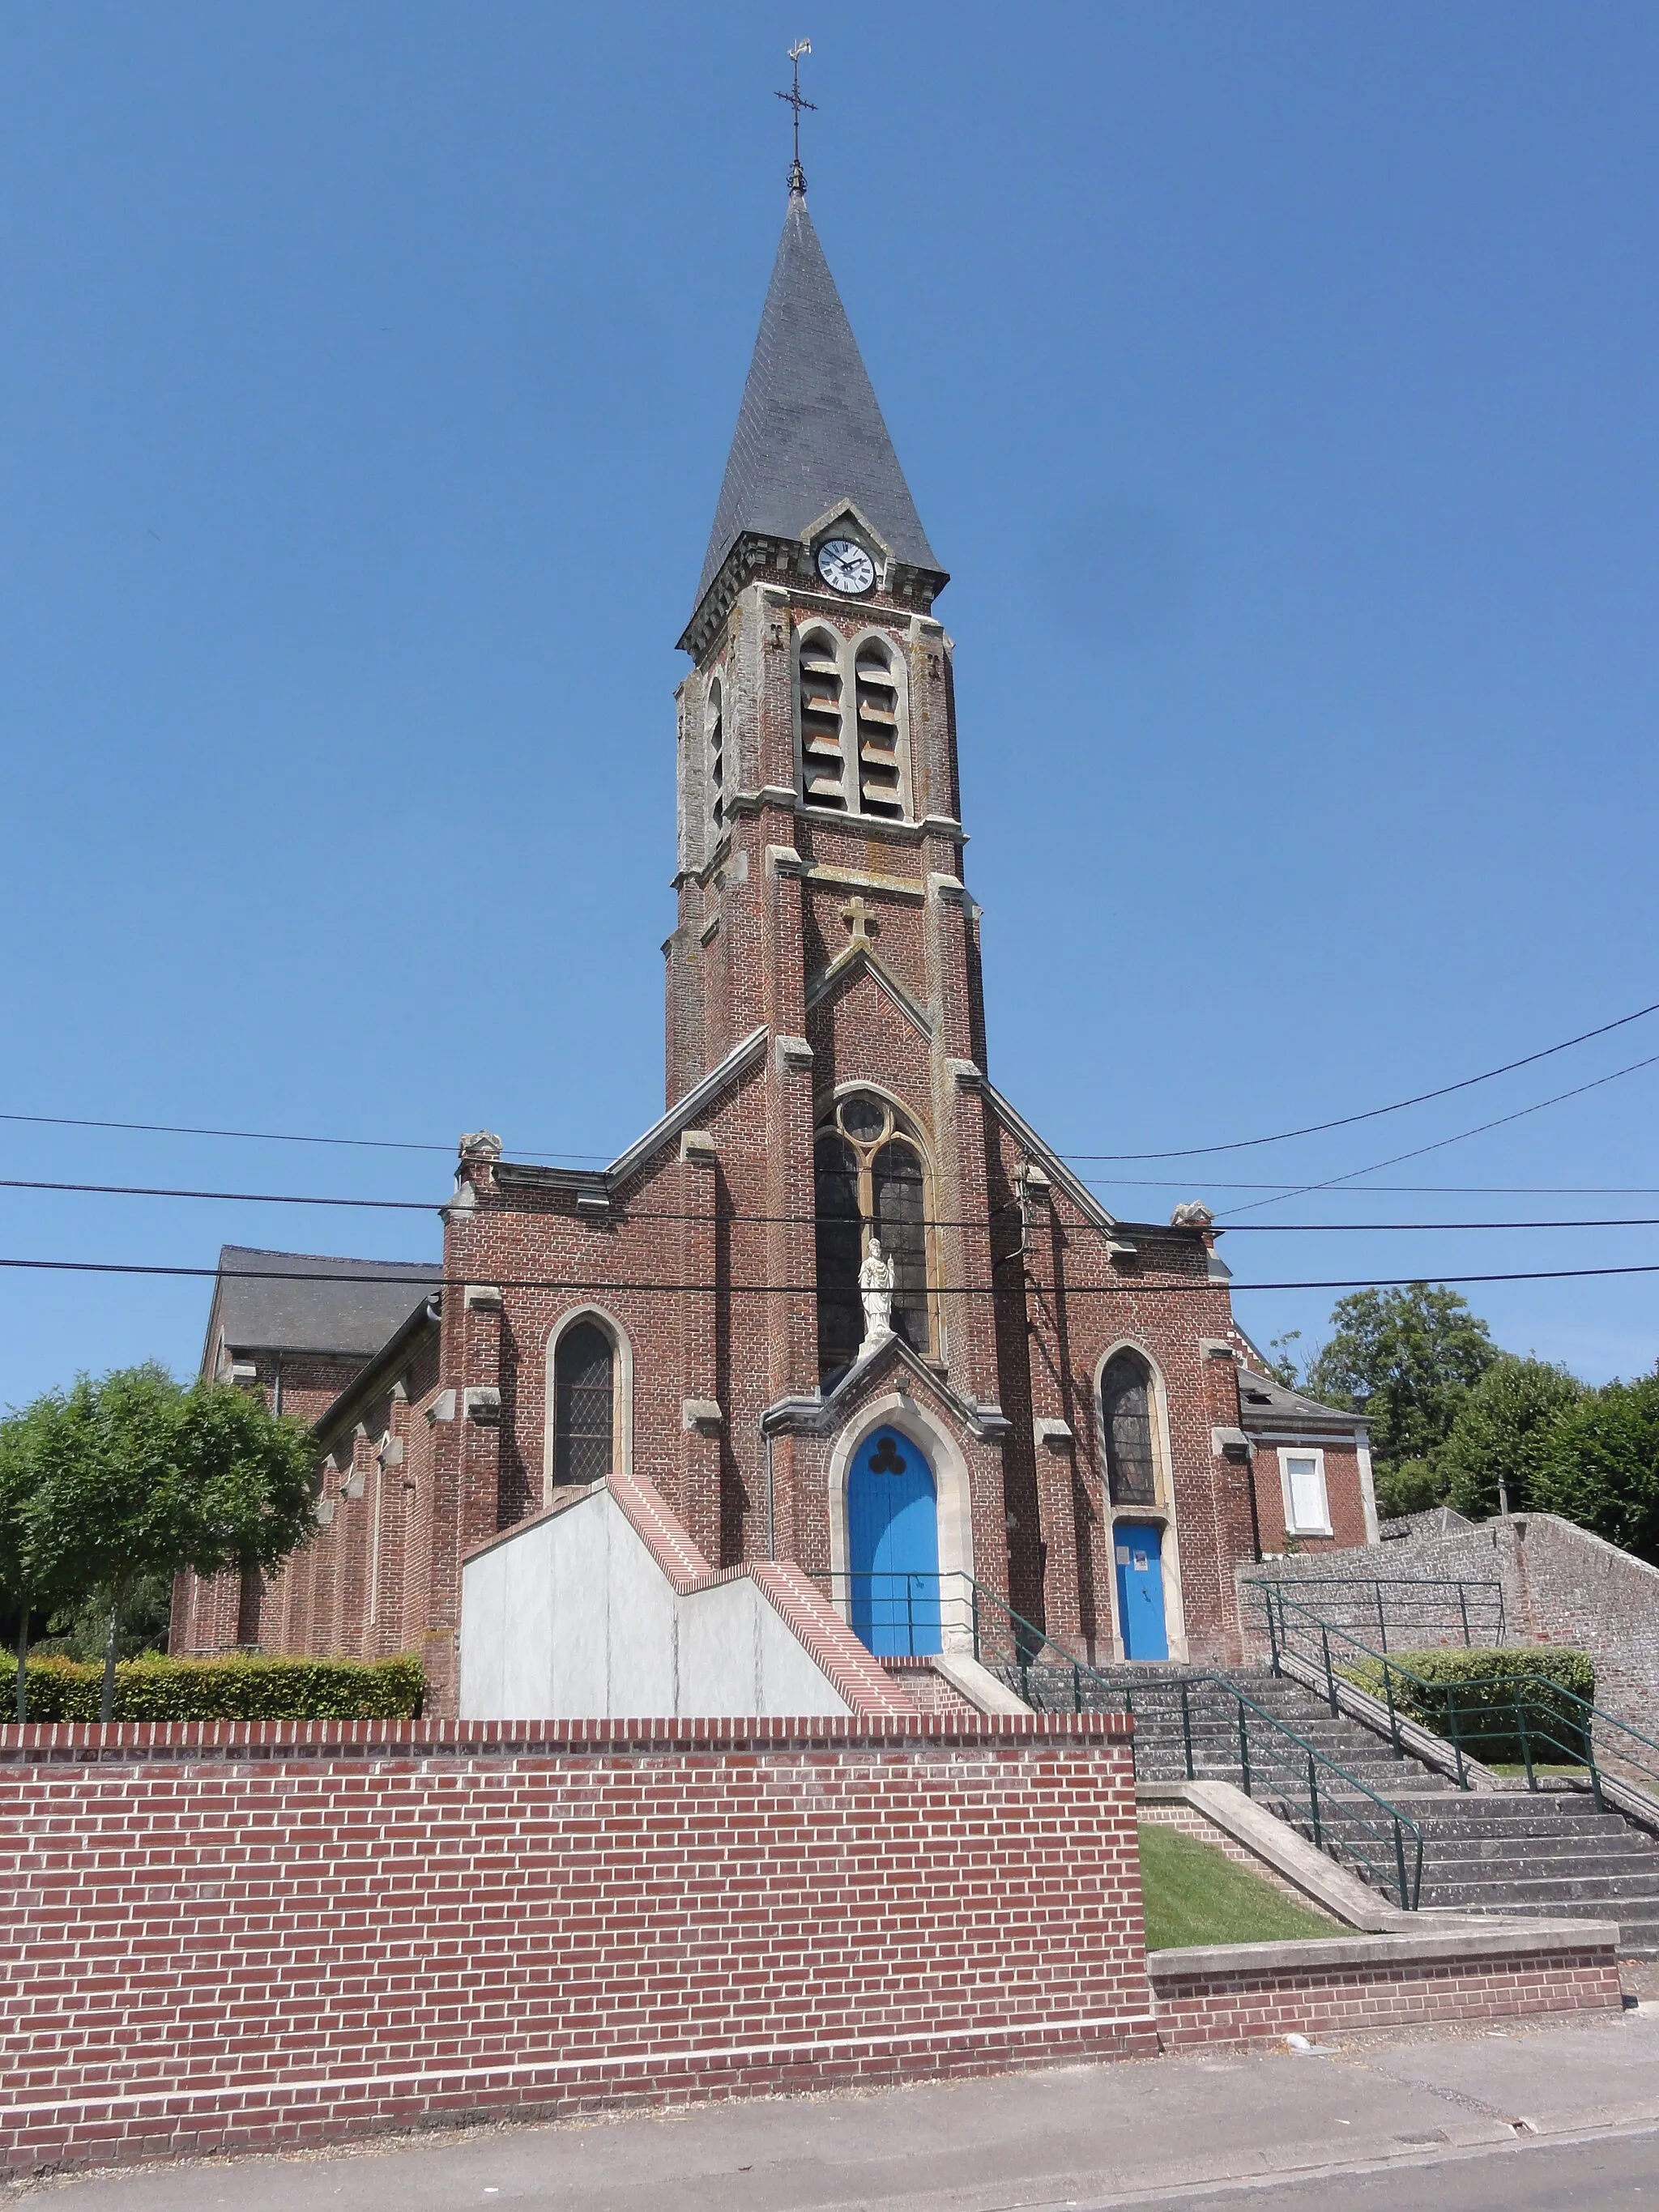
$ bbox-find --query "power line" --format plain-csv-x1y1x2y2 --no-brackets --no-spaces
1219,1049,1659,1219
2,1174,1657,1234
1054,997,1659,1161
8,995,1653,1177
0,1109,608,1166
3,1256,1657,1295
1079,1178,1659,1196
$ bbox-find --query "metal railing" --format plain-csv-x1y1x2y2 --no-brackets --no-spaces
1252,1580,1659,1814
805,1569,1424,1908
1246,1574,1505,1652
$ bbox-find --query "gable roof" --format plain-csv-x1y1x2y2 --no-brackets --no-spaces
693,190,940,610
205,1246,441,1370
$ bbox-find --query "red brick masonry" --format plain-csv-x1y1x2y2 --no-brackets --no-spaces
1149,1929,1624,2050
0,1712,1153,2177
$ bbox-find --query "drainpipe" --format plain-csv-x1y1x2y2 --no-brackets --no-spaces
761,1416,776,1562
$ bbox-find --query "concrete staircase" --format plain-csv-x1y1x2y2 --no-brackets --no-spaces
1013,1658,1659,1952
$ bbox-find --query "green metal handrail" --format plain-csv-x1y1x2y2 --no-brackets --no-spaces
804,1569,1423,1907
1243,1573,1505,1652
1253,1581,1659,1813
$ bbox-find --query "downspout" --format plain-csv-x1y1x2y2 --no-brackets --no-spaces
761,1415,776,1562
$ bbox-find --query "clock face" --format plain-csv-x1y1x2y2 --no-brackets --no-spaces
817,538,876,595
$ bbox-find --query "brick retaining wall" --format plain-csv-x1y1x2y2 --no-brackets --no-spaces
0,1713,1152,2178
1149,1929,1623,2049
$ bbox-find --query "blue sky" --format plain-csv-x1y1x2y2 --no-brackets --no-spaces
2,1,1656,1407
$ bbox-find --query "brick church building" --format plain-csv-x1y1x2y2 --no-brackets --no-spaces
173,180,1377,1709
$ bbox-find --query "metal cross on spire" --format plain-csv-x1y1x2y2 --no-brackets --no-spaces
774,38,816,197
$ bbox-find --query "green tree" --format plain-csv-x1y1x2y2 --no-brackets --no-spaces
20,1365,318,1722
1438,1355,1586,1521
1300,1284,1499,1506
1532,1373,1659,1566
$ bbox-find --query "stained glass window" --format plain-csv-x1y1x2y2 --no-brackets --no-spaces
814,1131,864,1383
872,1138,928,1355
552,1320,614,1487
1101,1352,1158,1506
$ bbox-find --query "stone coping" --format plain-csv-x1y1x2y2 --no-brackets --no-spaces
1146,1917,1622,1984
0,1708,1133,1765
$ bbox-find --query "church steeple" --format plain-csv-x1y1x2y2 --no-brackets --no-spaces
691,192,942,614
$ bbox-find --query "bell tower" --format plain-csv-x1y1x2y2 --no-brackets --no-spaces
665,173,1003,1457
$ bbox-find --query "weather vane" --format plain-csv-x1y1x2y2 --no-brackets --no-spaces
774,38,816,197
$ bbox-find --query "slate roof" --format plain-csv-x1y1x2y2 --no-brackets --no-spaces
208,1246,441,1364
694,190,940,608
1236,1368,1367,1433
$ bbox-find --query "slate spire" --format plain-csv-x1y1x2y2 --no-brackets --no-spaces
693,188,940,610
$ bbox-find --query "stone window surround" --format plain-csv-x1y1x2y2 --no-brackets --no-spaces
543,1304,634,1507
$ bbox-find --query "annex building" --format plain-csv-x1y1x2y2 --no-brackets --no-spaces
173,181,1378,1712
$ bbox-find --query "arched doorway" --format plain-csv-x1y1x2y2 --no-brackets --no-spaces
847,1426,940,1655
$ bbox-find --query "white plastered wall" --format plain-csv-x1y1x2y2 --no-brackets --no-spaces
458,1486,854,1720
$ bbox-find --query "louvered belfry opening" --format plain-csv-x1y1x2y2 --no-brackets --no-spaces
1100,1351,1158,1506
854,641,903,817
706,678,725,837
798,630,847,810
552,1319,615,1487
813,1093,934,1387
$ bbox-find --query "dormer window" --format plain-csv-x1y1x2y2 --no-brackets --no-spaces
795,628,909,820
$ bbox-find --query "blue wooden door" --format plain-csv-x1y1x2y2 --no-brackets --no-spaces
847,1428,940,1655
1115,1523,1168,1660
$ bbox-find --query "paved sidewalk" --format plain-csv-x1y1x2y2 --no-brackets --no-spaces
11,2006,1658,2211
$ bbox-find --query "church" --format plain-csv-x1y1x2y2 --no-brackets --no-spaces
173,173,1378,1712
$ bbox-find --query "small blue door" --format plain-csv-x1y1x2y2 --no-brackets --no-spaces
847,1428,941,1655
1115,1523,1168,1661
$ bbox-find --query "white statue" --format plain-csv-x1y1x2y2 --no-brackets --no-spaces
859,1237,895,1351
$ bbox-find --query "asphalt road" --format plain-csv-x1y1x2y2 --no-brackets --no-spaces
13,2009,1658,2212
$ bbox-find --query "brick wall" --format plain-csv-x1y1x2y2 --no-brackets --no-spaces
0,1712,1152,2179
1150,1937,1623,2050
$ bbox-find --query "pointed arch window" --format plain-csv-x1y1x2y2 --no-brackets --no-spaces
552,1319,616,1488
814,1093,933,1386
1099,1351,1159,1507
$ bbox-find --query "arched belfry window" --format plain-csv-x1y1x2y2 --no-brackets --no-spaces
797,629,847,811
706,677,725,841
552,1319,616,1488
1099,1351,1159,1508
795,627,909,820
814,1093,932,1386
853,641,903,817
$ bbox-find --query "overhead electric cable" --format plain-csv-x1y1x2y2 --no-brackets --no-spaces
3,1257,1657,1295
2,1175,1657,1234
0,1109,608,1164
1053,997,1659,1161
1219,1048,1659,1219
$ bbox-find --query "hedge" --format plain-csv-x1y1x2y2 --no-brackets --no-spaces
1344,1644,1595,1767
2,1652,424,1724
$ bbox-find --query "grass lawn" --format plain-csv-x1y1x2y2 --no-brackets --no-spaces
1138,1821,1343,1950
